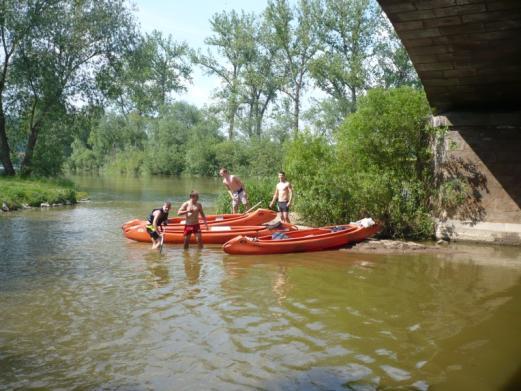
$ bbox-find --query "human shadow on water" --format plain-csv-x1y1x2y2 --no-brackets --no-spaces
143,251,170,288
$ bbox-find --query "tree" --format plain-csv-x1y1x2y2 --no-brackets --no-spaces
265,0,321,132
374,16,420,89
0,0,136,176
309,0,380,116
0,0,53,175
194,10,257,140
239,22,282,138
99,30,192,115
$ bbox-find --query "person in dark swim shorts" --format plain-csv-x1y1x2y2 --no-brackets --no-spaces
269,171,293,223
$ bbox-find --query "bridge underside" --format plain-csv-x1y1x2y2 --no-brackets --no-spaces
378,0,521,244
379,0,521,112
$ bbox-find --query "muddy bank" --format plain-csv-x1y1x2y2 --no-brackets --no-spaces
344,238,443,254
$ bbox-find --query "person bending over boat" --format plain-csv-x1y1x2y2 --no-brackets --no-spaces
269,171,293,223
147,201,171,249
219,167,249,213
178,191,209,249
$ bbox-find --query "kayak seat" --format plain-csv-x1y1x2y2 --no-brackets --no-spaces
264,221,283,230
330,226,347,232
272,232,289,240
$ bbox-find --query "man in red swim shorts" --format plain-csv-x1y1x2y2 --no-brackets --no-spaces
177,191,209,249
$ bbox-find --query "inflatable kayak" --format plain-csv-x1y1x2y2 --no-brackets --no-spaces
121,208,276,230
123,221,296,245
222,221,380,255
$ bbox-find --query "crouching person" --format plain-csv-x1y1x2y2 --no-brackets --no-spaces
146,201,171,249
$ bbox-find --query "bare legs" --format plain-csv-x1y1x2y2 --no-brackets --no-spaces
280,211,291,224
183,232,204,249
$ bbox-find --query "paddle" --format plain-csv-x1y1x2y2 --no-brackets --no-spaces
243,201,262,215
159,234,164,254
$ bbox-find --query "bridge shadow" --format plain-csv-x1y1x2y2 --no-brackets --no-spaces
435,112,521,227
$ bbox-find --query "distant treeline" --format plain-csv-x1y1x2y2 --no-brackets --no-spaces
0,0,419,177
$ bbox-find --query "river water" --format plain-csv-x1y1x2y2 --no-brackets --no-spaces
1,175,520,390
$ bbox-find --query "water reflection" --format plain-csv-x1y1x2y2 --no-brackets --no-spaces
144,252,171,288
273,265,290,304
183,250,202,285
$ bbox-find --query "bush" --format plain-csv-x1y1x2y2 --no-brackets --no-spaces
284,87,437,239
0,177,78,209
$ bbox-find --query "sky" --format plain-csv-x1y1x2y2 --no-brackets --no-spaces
132,0,271,107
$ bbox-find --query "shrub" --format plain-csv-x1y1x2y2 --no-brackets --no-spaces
284,87,437,239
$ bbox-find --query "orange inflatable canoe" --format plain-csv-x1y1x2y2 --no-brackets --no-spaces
222,223,380,255
122,208,277,231
123,221,296,245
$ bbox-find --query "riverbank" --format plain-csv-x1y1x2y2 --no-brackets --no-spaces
0,177,83,211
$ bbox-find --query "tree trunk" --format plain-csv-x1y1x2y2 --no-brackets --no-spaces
293,90,300,132
0,102,16,175
350,86,357,113
227,105,235,140
20,122,40,177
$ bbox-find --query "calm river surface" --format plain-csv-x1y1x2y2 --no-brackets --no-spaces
1,175,520,390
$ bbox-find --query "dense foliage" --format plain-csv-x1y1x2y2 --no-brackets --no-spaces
285,88,438,239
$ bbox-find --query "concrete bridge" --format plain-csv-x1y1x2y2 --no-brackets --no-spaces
378,0,521,244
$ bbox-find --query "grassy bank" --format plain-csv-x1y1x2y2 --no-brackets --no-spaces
0,177,82,210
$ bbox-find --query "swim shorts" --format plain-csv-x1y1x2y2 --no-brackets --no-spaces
232,188,248,208
184,224,201,236
146,224,160,240
277,201,289,213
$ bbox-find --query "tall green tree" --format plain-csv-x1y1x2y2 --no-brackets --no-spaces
239,22,282,138
374,18,420,89
265,0,321,132
0,0,136,176
194,10,257,140
0,0,52,175
99,30,191,115
309,0,379,116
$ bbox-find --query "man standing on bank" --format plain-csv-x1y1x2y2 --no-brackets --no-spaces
219,167,249,213
178,191,209,249
269,171,293,223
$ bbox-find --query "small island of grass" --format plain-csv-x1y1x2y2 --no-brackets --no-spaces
0,177,83,211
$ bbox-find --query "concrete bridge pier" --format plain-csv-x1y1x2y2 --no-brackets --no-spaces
433,112,521,245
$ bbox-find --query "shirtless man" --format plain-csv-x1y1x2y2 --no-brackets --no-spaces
269,171,293,223
219,167,249,213
177,191,209,249
146,201,171,249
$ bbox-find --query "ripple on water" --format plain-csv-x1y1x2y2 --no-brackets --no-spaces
2,196,521,390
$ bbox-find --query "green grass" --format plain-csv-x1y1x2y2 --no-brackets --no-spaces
0,176,81,210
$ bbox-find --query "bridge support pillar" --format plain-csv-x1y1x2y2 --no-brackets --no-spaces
433,111,521,245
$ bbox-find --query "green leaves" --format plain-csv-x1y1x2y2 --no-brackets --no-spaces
284,87,437,239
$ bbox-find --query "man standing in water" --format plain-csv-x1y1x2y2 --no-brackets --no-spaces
269,171,293,223
219,167,249,213
177,191,209,249
146,201,171,249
